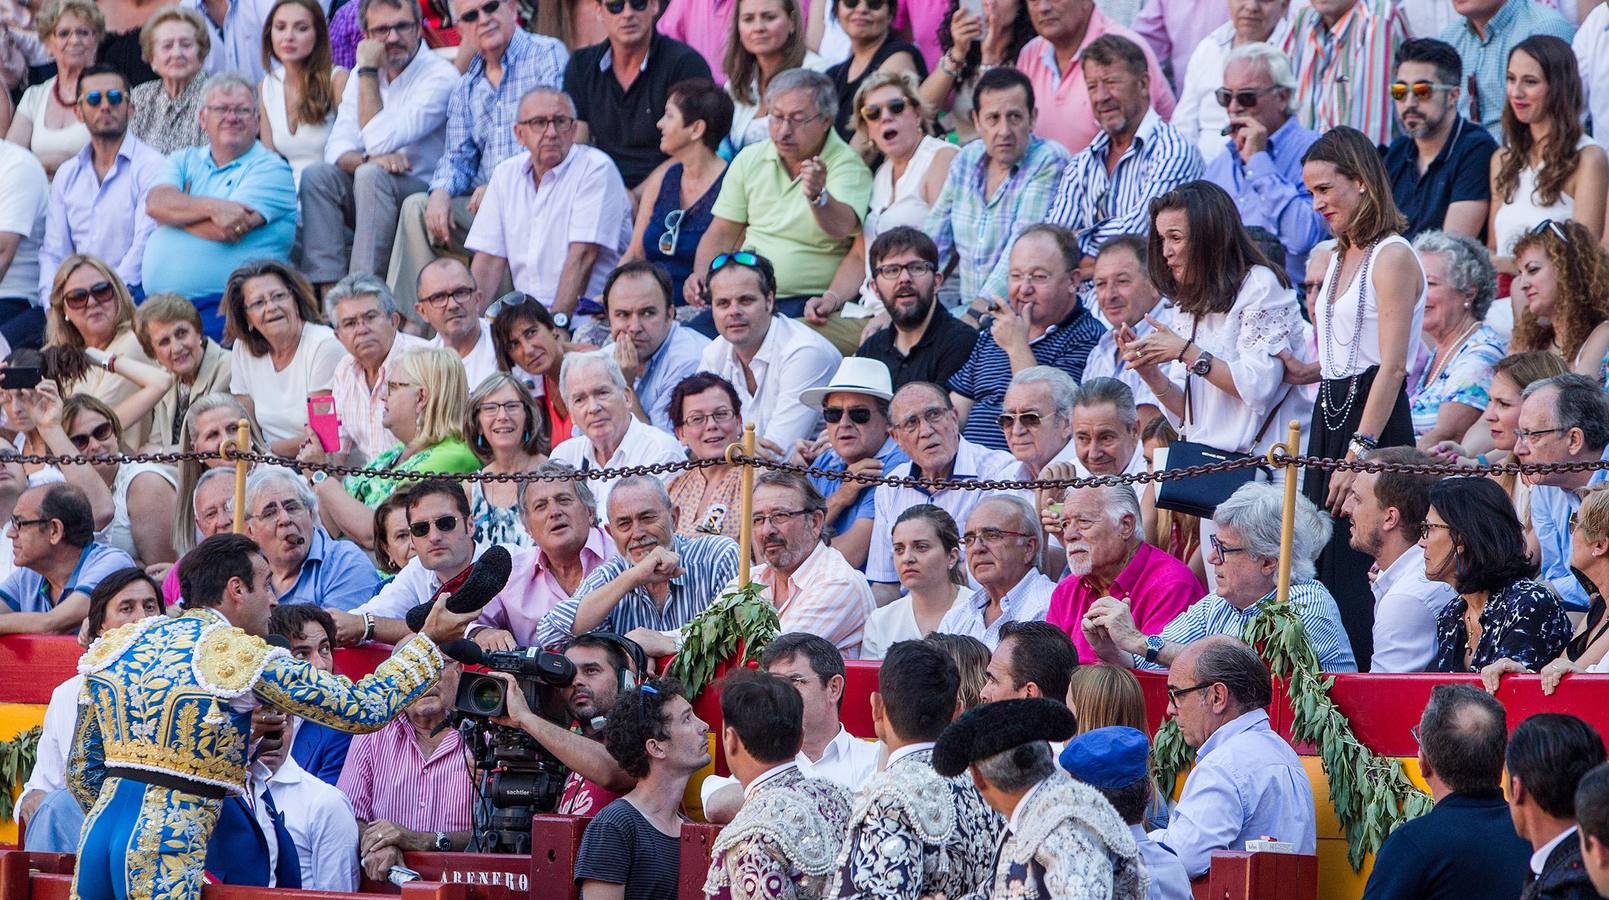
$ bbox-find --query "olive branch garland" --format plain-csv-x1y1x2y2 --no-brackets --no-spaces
0,727,40,823
1149,598,1434,870
666,582,782,698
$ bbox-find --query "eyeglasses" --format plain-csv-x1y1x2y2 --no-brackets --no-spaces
751,508,812,527
636,680,660,719
69,421,116,450
62,280,117,310
7,516,50,532
604,0,648,13
418,285,477,309
477,400,524,419
366,19,418,36
960,528,1031,547
1006,269,1060,287
860,96,906,122
1530,219,1569,242
205,103,255,120
385,380,419,394
996,411,1044,431
1207,534,1248,562
1167,682,1214,704
1214,86,1280,108
457,0,500,22
872,260,936,280
841,0,887,8
1389,80,1456,102
658,208,685,256
1411,724,1422,744
245,290,293,315
254,499,307,520
1514,426,1566,444
774,111,826,131
682,407,736,429
823,406,873,425
408,514,461,537
81,89,125,107
1418,521,1452,541
892,405,951,434
517,113,574,132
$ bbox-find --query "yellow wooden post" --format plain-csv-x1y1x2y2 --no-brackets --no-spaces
1273,420,1303,605
232,419,250,534
737,424,756,585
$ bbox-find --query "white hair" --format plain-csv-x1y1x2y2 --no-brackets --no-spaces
558,349,628,401
1009,366,1078,419
1223,42,1299,116
245,465,319,521
1213,481,1331,581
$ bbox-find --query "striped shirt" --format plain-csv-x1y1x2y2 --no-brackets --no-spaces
336,716,474,832
536,533,740,647
746,542,876,658
948,305,1106,450
1440,0,1573,135
1142,578,1358,672
1045,109,1204,260
1284,0,1406,146
923,136,1070,305
935,570,1056,649
430,30,571,196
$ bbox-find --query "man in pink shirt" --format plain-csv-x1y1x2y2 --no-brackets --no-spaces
1014,0,1175,154
1045,481,1204,663
656,0,740,84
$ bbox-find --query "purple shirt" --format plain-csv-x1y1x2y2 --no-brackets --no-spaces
471,526,616,647
42,134,167,293
1046,541,1205,663
330,1,361,69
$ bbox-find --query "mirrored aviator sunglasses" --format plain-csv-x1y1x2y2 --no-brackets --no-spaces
82,89,125,107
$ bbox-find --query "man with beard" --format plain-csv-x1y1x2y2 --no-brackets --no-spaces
855,227,978,391
242,466,378,612
1382,38,1496,240
492,633,638,815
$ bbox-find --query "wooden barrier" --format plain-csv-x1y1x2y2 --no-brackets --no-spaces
1195,851,1319,900
528,815,588,900
677,822,720,899
358,852,532,899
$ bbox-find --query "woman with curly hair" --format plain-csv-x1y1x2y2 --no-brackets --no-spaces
1509,219,1609,381
917,0,1035,143
1488,35,1608,275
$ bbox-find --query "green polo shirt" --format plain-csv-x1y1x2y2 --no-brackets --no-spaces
711,131,872,297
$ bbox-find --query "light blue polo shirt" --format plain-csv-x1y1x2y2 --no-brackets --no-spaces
141,140,297,299
0,542,137,615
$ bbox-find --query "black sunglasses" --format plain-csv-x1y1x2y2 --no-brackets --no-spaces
841,0,887,10
82,89,125,107
408,514,461,538
70,421,116,451
823,406,873,425
604,0,648,14
459,0,500,21
860,97,907,123
62,280,116,310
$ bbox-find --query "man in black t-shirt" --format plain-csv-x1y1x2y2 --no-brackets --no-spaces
573,676,710,900
856,226,979,392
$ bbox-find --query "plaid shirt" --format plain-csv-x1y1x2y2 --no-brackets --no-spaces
923,136,1069,304
1284,0,1406,146
429,30,570,196
1439,0,1573,135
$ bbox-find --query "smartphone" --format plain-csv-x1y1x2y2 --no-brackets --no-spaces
960,0,985,22
0,366,42,390
307,395,340,453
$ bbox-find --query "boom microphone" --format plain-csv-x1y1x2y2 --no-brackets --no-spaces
402,545,515,634
442,639,487,666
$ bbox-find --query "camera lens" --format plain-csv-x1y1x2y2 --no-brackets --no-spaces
466,675,505,715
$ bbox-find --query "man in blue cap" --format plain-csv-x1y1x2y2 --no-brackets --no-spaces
1062,727,1191,900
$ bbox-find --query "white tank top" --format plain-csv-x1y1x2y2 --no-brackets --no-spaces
1491,135,1596,256
1316,233,1427,380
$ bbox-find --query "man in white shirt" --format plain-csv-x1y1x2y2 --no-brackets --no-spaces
325,273,429,463
998,365,1079,480
416,257,501,390
702,632,880,823
697,252,841,453
466,88,631,343
300,0,456,289
1341,447,1456,672
0,137,46,349
1068,377,1148,479
548,350,684,515
1172,0,1291,162
937,496,1056,648
1081,235,1164,414
254,741,361,891
602,261,710,434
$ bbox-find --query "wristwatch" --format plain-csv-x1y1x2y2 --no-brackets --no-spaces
309,470,329,485
1189,349,1215,377
1144,635,1165,664
551,311,570,330
811,188,831,209
433,831,451,851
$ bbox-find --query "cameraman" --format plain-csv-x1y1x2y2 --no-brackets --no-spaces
490,634,638,814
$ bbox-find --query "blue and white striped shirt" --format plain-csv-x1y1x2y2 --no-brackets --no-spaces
1142,578,1357,672
429,30,571,196
1045,109,1203,260
535,533,740,647
936,570,1056,649
948,305,1105,450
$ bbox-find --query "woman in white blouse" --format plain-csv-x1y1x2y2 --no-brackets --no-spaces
724,0,826,151
7,0,98,176
860,504,966,660
258,0,346,188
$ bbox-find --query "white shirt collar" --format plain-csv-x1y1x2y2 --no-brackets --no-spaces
813,724,856,763
1372,544,1424,600
1531,825,1578,875
1006,772,1052,834
886,741,935,769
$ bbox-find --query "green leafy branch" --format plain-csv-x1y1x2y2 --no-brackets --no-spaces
0,727,40,822
667,582,781,698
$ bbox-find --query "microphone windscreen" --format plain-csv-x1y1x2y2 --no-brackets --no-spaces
404,601,432,635
442,639,486,666
443,545,513,615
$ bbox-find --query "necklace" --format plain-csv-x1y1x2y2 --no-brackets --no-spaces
1319,238,1379,433
51,76,74,108
1423,318,1481,389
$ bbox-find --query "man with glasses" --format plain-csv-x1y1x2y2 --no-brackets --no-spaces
549,350,684,516
1438,0,1571,135
242,466,378,612
602,261,710,433
797,358,907,570
935,495,1054,648
855,226,978,391
42,64,164,305
999,365,1079,481
0,483,134,635
1150,635,1316,878
466,88,632,345
1382,38,1496,240
416,257,500,388
1200,42,1325,286
1516,373,1609,613
561,0,710,189
302,0,456,292
143,72,296,339
326,273,430,464
1172,0,1291,162
387,0,569,319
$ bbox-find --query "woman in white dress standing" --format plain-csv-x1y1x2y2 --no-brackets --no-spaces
258,0,346,188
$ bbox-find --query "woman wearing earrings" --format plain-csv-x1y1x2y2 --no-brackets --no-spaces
724,0,826,151
1507,218,1609,382
464,372,549,547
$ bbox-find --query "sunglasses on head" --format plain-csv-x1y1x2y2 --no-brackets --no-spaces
62,281,116,310
1389,80,1456,102
710,251,761,273
408,514,461,538
604,0,648,14
823,406,873,425
1531,219,1569,242
459,0,500,21
81,89,125,107
69,421,115,451
860,97,907,122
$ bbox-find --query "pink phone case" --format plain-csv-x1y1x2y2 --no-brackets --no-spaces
308,396,340,453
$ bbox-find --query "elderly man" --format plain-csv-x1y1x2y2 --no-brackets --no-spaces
466,88,632,339
742,472,875,657
415,257,500,389
933,698,1146,898
1507,715,1607,896
244,466,378,612
549,350,684,515
1068,377,1148,478
999,366,1078,479
855,227,978,391
1516,376,1609,613
1384,38,1496,240
301,0,456,290
798,358,908,569
142,72,296,338
868,382,1025,604
1013,0,1174,155
602,261,710,433
42,63,165,296
924,68,1069,318
1172,0,1291,162
1440,0,1572,135
1152,636,1316,878
0,137,45,350
388,0,570,317
538,475,740,654
1342,447,1456,673
979,620,1078,704
1284,0,1406,144
949,225,1104,451
1082,236,1164,414
937,496,1055,648
691,68,872,353
696,251,841,451
1047,483,1204,664
1045,35,1201,272
828,640,1003,899
1362,684,1531,900
0,484,135,635
327,273,429,463
469,463,616,649
1200,42,1327,285
1084,482,1357,672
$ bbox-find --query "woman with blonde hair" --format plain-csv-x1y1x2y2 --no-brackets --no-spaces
7,0,99,174
465,372,549,547
304,346,479,547
854,70,953,236
1065,664,1147,734
724,0,824,150
259,0,346,187
1507,220,1609,382
128,5,209,153
922,631,989,713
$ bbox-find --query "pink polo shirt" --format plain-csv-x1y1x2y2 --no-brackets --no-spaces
1047,541,1205,663
1014,9,1177,156
657,0,740,84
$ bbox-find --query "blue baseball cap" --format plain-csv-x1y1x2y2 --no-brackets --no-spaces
1059,726,1150,789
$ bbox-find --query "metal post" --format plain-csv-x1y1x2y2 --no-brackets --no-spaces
232,419,250,534
1274,419,1302,605
738,424,756,585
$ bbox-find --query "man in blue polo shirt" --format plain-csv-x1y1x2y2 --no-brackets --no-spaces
1382,39,1496,241
799,358,908,571
0,483,135,634
243,467,379,612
